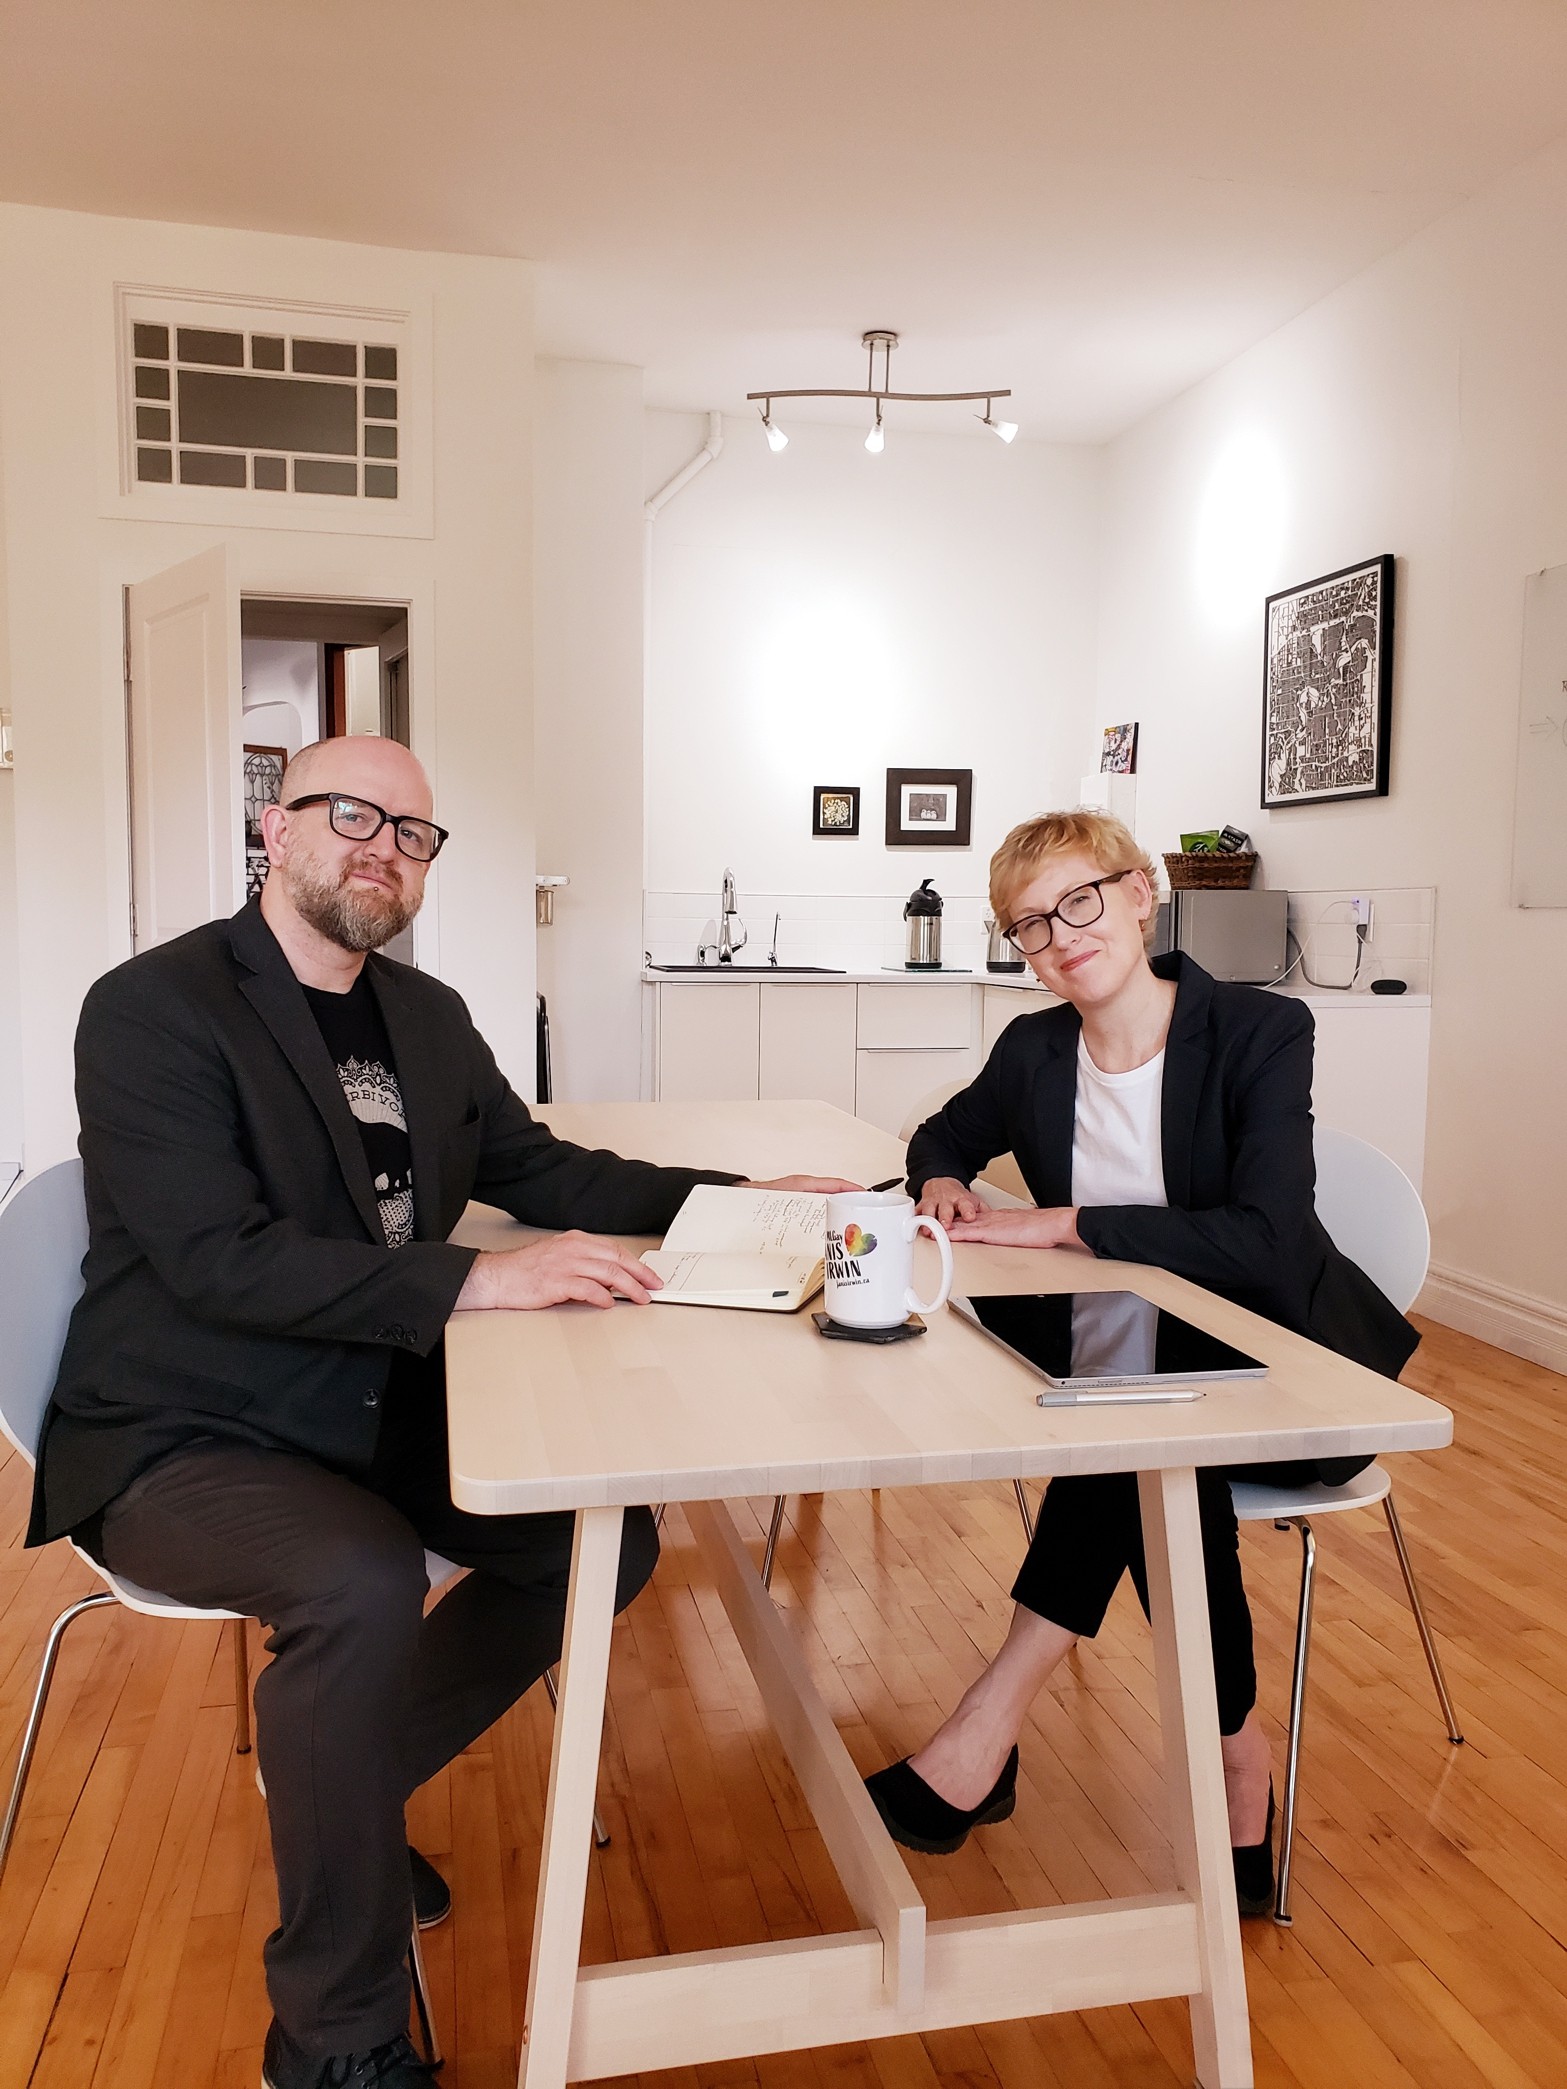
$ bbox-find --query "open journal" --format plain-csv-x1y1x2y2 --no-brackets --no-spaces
642,1184,827,1312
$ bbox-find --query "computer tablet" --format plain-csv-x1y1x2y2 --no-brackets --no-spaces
950,1290,1267,1405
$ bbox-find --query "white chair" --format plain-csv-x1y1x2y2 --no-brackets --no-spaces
1227,1127,1462,1923
0,1161,444,2057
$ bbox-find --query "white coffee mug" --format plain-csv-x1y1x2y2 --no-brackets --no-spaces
823,1190,954,1329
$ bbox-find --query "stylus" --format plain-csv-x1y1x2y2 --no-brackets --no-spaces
1036,1387,1205,1406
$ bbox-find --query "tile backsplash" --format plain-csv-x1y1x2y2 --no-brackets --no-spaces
1283,887,1434,995
643,888,999,972
645,883,1436,992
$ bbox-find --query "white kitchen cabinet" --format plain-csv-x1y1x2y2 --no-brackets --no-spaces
981,984,1057,1058
854,1046,978,1139
1305,1001,1431,1191
655,982,759,1102
758,984,858,1112
852,983,979,1136
855,982,972,1051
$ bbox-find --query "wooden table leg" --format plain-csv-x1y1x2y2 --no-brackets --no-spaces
1138,1468,1254,2089
518,1503,624,2089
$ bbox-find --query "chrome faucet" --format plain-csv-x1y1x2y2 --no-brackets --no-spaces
718,869,747,964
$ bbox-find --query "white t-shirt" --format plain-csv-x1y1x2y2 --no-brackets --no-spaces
1068,1034,1167,1377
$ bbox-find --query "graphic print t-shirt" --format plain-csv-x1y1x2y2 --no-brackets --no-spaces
303,973,415,1248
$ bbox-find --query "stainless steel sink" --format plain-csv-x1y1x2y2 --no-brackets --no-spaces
648,964,846,976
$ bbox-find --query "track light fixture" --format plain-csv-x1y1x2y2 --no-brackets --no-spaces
748,333,1015,454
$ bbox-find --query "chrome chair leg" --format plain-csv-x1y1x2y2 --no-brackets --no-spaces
1274,1518,1317,1925
0,1589,118,1894
1013,1478,1035,1542
408,1919,442,2067
1382,1492,1464,1744
542,1667,610,1848
232,1617,252,1755
761,1494,787,1590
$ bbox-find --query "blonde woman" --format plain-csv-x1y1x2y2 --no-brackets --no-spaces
865,812,1417,1913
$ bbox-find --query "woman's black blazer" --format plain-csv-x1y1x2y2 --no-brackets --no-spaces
906,952,1418,1383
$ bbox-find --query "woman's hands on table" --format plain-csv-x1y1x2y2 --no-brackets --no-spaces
456,1232,664,1312
946,1205,1083,1250
917,1177,1084,1251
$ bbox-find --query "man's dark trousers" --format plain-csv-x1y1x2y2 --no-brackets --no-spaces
94,1371,657,2059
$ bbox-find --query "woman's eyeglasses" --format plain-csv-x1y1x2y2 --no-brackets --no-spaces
284,794,450,863
1002,871,1131,956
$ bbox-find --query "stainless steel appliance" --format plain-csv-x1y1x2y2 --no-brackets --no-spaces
985,915,1024,972
1156,888,1288,983
904,878,943,968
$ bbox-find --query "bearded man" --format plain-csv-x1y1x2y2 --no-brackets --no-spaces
29,736,849,2089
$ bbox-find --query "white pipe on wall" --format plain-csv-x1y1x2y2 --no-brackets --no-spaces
643,413,725,901
644,411,725,521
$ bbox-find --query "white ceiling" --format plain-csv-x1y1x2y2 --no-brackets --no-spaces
4,1,1566,440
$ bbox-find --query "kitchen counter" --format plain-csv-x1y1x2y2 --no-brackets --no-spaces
642,965,1048,988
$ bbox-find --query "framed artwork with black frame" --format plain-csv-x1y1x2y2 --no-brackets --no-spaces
812,784,860,837
884,768,973,847
1262,554,1395,808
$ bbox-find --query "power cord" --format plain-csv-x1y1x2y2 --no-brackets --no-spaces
1291,902,1369,991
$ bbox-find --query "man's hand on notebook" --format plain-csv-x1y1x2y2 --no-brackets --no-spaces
456,1232,666,1312
744,1175,863,1193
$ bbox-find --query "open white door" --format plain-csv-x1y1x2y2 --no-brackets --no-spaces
125,546,243,951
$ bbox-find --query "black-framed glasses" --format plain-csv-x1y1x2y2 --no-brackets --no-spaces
1003,871,1131,956
285,794,450,863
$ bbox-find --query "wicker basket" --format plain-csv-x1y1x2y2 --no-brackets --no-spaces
1163,850,1257,891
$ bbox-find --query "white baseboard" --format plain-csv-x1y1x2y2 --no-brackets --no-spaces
1417,1264,1567,1377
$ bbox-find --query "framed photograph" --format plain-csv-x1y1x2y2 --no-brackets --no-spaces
1262,554,1395,807
812,784,860,838
1101,721,1138,774
884,767,973,848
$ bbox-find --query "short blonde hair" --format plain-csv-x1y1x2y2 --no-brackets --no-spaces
989,811,1160,937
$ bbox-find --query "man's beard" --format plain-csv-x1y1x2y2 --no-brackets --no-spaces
283,849,423,952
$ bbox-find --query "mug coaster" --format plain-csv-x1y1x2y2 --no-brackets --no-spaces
811,1312,927,1345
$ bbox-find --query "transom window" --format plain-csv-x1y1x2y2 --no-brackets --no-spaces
130,321,399,500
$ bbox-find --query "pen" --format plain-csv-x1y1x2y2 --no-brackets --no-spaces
869,1176,904,1193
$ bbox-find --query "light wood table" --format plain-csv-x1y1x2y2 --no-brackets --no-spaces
446,1101,1453,2089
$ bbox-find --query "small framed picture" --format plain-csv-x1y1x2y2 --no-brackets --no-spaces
1262,554,1396,807
1101,722,1138,774
812,784,860,837
885,768,973,848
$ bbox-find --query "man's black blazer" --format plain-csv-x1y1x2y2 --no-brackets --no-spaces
906,952,1418,1384
29,900,736,1546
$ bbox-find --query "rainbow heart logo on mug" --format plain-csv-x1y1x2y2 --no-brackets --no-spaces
842,1224,877,1257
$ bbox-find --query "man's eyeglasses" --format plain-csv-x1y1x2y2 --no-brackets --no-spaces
285,795,450,864
1003,871,1132,956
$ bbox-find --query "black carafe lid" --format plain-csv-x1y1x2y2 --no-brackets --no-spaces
904,878,943,918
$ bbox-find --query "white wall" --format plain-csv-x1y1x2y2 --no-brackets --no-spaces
241,637,317,756
0,204,535,1168
644,413,1102,905
1096,136,1567,1347
533,359,647,1100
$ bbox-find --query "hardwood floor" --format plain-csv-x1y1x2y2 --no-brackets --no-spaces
2,1317,1564,2087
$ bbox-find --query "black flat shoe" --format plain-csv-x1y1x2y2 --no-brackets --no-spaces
865,1746,1019,1856
1232,1783,1276,1917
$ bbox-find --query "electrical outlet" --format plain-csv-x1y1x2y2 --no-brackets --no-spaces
1348,895,1374,931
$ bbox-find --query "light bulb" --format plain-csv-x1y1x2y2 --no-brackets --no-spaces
990,417,1019,443
762,413,788,452
865,414,885,454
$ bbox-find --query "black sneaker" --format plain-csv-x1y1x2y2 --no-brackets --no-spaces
408,1846,450,1929
261,2021,438,2087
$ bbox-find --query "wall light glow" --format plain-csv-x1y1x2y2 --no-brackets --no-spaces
747,591,899,771
1192,428,1288,630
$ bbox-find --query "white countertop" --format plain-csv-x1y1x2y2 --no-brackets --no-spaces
643,967,1428,1006
642,965,1048,987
